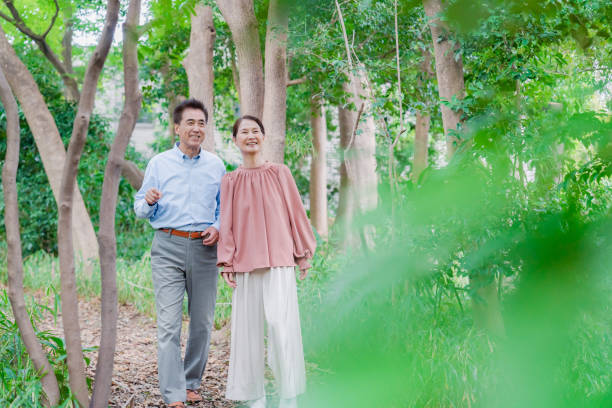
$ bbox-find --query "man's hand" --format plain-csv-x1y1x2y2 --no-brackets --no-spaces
201,226,219,246
145,188,162,205
299,268,309,280
221,272,237,288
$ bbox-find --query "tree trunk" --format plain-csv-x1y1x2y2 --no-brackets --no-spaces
120,159,144,190
216,0,264,117
343,70,378,216
0,25,99,264
335,104,355,245
90,1,142,406
423,0,465,159
309,95,328,239
0,65,61,408
262,0,289,163
183,4,216,153
412,47,433,182
57,2,120,406
412,112,430,182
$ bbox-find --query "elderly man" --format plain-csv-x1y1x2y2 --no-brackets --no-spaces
134,99,225,408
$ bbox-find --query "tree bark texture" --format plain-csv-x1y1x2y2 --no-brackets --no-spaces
262,0,289,163
0,26,99,264
183,4,216,153
423,0,465,159
57,2,120,406
0,65,61,408
309,95,328,239
216,0,264,117
89,1,142,406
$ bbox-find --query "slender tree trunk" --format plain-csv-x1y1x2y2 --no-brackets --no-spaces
262,0,289,163
309,95,328,239
183,4,216,153
0,65,61,408
412,47,433,182
412,112,430,182
89,1,142,406
57,2,120,406
0,25,99,264
423,0,465,159
216,0,264,117
335,104,355,244
61,1,78,102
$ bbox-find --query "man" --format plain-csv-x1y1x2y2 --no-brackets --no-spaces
134,99,225,408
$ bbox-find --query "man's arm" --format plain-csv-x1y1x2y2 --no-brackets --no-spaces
134,159,160,219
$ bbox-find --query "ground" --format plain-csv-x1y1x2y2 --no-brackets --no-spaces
37,296,236,408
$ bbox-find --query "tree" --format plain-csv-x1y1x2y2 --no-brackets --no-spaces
90,1,142,406
309,94,328,238
423,0,465,159
56,1,120,404
0,64,61,408
333,0,378,246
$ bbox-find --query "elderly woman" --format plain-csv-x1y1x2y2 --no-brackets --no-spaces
217,115,316,408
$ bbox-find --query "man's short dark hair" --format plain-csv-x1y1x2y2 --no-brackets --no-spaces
232,115,265,138
173,99,208,124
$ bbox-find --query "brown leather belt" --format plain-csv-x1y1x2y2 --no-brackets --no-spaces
159,229,203,239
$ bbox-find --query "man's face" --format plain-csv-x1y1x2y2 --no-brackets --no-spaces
175,108,206,151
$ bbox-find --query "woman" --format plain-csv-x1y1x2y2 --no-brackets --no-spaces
217,115,316,408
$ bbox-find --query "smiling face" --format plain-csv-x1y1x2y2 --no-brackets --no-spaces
234,118,265,155
175,107,206,153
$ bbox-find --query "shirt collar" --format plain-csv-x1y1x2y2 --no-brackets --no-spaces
173,142,201,160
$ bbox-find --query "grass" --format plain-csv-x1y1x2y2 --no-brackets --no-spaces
0,249,234,330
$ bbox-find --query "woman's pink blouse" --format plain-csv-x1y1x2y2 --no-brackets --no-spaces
217,162,316,273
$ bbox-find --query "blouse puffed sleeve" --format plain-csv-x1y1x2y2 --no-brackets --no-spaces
277,164,317,271
216,173,236,273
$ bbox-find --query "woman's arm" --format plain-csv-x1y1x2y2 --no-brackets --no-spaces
216,173,237,274
277,165,317,275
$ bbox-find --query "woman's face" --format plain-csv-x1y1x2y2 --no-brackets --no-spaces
234,119,265,154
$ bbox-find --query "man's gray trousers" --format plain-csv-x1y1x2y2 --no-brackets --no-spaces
151,230,218,404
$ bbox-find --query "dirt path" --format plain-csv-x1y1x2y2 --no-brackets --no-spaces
37,296,235,407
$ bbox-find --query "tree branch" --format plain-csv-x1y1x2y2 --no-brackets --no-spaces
1,0,79,100
42,0,60,39
287,76,307,86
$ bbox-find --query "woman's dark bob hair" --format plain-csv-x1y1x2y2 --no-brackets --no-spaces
232,115,265,138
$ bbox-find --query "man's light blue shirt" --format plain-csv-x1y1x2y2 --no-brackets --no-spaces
134,144,225,231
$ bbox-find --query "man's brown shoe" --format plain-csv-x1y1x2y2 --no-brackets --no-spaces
168,402,185,408
186,389,203,403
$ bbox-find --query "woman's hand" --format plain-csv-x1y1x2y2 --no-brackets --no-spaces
299,268,309,280
221,271,237,288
